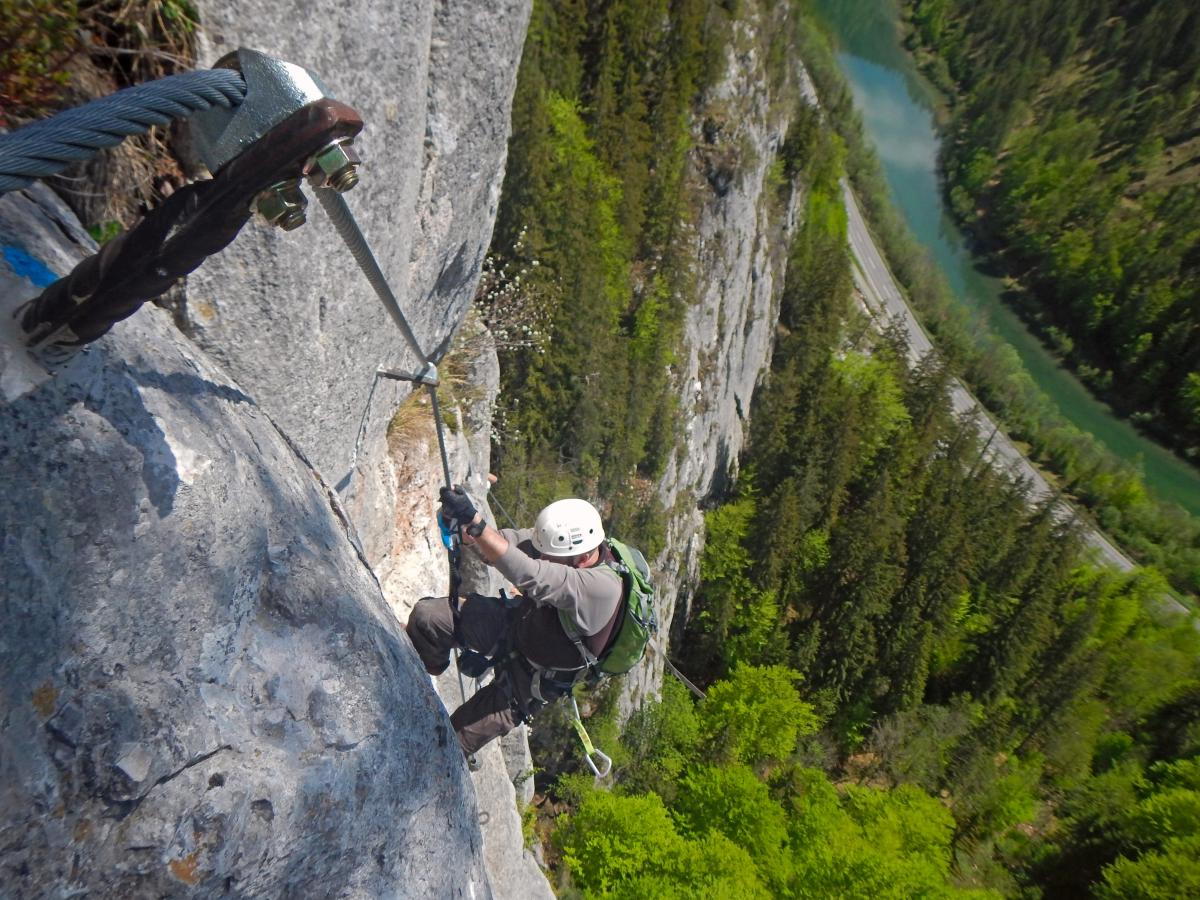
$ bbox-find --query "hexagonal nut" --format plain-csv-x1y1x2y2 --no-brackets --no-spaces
256,182,307,230
308,140,361,192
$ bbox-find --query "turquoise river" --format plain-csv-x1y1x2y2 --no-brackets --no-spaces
810,0,1200,516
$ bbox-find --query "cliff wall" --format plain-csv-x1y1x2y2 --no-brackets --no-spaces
184,0,530,566
624,7,815,714
0,186,490,897
0,0,539,894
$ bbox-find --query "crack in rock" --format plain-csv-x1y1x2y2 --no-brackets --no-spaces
324,733,378,752
126,745,233,814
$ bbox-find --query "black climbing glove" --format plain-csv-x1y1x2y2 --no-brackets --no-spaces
439,485,477,527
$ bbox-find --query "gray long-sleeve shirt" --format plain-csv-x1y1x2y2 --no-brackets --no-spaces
494,528,622,638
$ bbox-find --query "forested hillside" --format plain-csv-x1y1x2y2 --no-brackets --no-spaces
477,0,740,554
674,88,1200,896
906,0,1200,460
795,12,1200,600
484,0,1200,897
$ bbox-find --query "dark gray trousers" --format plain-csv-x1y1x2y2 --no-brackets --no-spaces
406,595,533,755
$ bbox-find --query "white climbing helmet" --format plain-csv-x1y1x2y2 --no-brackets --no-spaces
532,498,605,557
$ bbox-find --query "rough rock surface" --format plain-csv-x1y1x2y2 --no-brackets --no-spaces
184,0,531,531
0,186,489,897
181,1,547,892
623,8,810,714
379,316,552,900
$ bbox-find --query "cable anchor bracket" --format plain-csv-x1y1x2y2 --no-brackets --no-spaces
16,48,364,359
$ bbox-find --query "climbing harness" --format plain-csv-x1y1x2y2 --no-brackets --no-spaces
488,484,705,760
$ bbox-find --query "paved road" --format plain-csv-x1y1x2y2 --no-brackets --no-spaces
841,181,1141,575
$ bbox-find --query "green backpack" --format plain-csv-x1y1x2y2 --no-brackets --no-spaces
561,538,659,677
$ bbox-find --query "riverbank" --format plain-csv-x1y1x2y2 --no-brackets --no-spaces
897,0,1200,466
802,2,1200,598
896,4,1200,467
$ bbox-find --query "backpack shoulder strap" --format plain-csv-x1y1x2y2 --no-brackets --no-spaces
559,541,630,676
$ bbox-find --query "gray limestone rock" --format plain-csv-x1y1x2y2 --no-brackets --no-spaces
499,726,537,809
377,314,551,900
183,0,530,518
470,731,551,900
624,7,808,715
0,186,489,897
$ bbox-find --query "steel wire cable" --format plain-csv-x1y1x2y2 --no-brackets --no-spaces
0,68,247,194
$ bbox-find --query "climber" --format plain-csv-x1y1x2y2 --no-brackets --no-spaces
406,487,624,756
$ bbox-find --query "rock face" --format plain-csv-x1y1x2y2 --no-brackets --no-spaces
0,0,544,893
0,186,488,897
184,0,531,549
377,314,552,900
624,7,811,712
180,1,549,893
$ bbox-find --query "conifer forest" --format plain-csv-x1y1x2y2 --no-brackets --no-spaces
479,1,1200,896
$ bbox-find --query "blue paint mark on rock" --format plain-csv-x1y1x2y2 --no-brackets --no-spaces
3,245,58,287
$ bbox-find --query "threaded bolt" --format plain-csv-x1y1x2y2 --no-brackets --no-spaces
256,179,308,230
307,139,362,193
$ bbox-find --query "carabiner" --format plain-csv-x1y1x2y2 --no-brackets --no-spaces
569,696,612,779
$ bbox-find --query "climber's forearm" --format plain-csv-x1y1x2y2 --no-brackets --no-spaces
462,516,508,564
